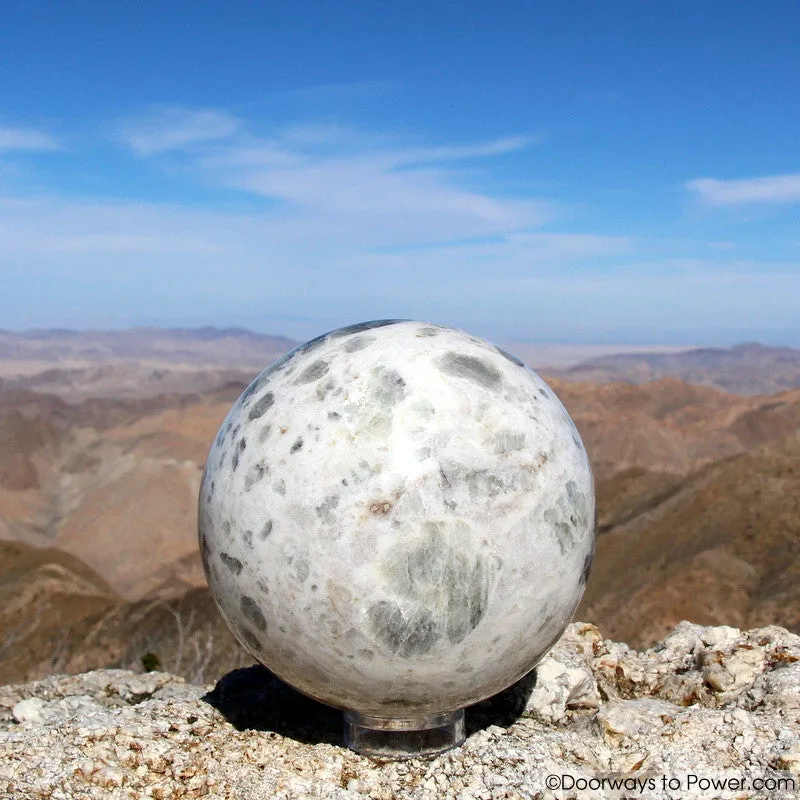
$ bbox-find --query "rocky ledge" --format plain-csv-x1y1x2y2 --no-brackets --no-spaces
1,622,799,799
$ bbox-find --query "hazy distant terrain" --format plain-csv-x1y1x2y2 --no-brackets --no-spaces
7,327,800,400
0,328,696,402
0,327,295,401
0,327,798,683
0,327,296,364
4,329,800,398
550,342,800,395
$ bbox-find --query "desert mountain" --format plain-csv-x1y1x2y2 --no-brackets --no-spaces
0,387,240,599
578,443,800,648
551,342,800,395
0,539,249,685
1,348,799,683
0,327,293,401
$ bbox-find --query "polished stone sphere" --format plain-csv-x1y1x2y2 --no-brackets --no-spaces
199,320,595,719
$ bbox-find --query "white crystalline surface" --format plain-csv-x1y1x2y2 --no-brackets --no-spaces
199,320,595,716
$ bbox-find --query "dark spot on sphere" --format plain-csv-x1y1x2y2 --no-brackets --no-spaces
295,360,329,384
242,530,254,549
240,374,268,404
580,545,595,587
329,319,407,338
240,596,267,631
316,494,339,522
437,352,503,389
416,326,439,337
382,697,419,709
220,552,243,576
259,520,273,539
294,557,309,582
367,600,440,657
248,392,275,421
538,388,548,397
257,425,271,444
403,617,439,656
244,462,268,491
290,437,303,454
342,335,375,353
494,345,526,367
239,627,262,652
371,366,407,407
198,527,210,562
367,601,404,651
327,411,341,420
291,332,328,357
238,437,247,452
566,480,580,506
232,451,240,471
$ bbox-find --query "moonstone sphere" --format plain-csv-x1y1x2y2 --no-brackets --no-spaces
199,320,595,718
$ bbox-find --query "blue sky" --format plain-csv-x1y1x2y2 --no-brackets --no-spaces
1,2,799,344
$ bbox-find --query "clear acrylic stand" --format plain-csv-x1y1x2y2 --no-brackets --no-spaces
343,709,466,758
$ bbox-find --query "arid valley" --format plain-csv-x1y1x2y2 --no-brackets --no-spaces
1,328,799,687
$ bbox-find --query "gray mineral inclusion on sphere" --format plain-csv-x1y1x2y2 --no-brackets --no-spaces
199,320,595,728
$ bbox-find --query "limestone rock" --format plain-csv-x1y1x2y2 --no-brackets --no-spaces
0,622,798,799
525,622,601,722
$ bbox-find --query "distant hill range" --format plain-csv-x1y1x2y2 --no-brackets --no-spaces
0,327,296,365
0,328,297,401
2,329,800,397
549,342,800,395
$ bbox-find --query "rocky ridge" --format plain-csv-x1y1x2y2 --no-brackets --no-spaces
1,622,798,799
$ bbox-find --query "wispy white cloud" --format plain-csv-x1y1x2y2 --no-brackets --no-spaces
118,111,548,245
687,173,800,205
385,135,534,167
229,156,549,237
0,126,61,151
503,232,632,260
118,107,240,155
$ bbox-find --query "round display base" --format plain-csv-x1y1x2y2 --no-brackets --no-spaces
343,710,466,759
